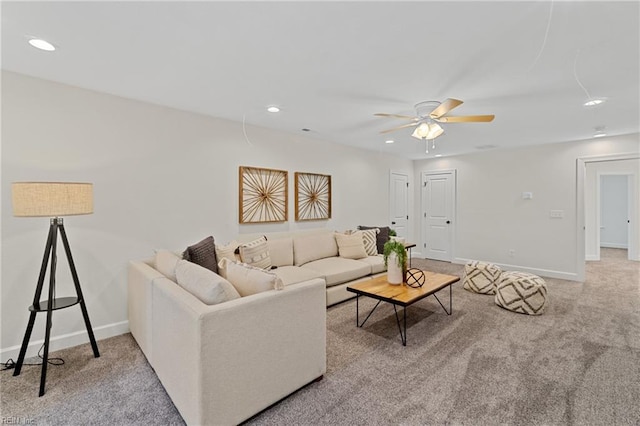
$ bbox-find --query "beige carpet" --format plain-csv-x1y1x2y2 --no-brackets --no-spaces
1,248,638,425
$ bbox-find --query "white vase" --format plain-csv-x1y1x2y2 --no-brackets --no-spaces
387,252,403,285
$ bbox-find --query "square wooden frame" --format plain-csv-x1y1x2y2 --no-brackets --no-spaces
239,166,288,223
295,172,332,221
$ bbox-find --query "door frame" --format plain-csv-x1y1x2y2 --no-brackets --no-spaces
576,152,639,281
421,169,457,262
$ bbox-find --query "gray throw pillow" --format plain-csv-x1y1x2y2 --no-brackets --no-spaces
357,225,390,254
183,236,218,274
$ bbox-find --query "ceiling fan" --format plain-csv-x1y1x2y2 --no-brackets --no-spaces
375,98,495,143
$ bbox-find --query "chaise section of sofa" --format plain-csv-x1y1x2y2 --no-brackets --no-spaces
128,259,326,425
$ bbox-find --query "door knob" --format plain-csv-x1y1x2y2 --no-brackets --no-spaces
391,221,396,225
446,220,451,224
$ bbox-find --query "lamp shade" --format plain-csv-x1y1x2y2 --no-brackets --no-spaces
12,182,93,217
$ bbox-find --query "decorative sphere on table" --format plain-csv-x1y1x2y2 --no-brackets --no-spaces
405,268,426,288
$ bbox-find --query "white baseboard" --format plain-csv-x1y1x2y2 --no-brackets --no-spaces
0,321,129,363
585,254,600,261
600,243,628,249
452,257,580,282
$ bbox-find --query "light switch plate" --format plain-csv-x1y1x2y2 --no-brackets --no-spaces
549,210,564,218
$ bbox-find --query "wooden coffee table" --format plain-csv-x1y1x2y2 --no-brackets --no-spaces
346,271,460,346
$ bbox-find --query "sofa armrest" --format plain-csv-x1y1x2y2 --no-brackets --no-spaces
127,259,162,363
151,277,327,426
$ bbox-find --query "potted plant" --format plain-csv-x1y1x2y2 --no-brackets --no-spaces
388,229,405,243
383,240,407,285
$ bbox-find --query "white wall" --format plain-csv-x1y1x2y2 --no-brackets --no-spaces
585,158,640,260
600,175,629,248
414,134,640,280
0,71,413,360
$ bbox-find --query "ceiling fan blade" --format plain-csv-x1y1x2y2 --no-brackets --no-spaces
436,115,495,123
380,122,419,134
429,98,463,119
374,113,418,120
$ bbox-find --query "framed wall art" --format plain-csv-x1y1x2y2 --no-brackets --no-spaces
295,172,332,221
239,166,288,223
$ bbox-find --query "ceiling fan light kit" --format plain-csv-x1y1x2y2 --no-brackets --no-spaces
376,98,495,153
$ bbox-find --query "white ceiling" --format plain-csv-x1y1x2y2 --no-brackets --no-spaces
2,1,639,159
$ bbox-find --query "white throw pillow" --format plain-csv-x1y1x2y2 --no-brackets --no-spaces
221,259,284,297
334,231,368,260
215,240,240,262
359,228,379,256
154,249,182,282
239,236,272,269
174,260,241,305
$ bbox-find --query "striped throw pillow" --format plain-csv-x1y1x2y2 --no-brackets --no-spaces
239,236,272,269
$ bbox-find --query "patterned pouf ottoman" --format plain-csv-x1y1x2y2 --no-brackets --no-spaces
463,260,502,294
494,271,548,315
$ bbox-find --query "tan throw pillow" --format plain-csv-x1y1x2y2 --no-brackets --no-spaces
360,228,379,256
221,259,284,297
174,260,241,305
239,236,272,269
154,249,182,282
334,231,368,260
215,240,240,262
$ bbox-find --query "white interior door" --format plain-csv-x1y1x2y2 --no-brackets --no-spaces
600,175,629,249
422,171,455,261
389,171,409,239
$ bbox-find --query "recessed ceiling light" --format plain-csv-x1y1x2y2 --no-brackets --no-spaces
28,38,55,51
584,99,605,107
434,154,443,157
267,106,280,113
385,140,394,144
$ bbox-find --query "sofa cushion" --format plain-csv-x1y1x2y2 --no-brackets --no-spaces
359,229,379,256
358,225,390,254
222,259,284,297
239,236,271,269
301,257,371,287
267,237,294,267
293,232,338,266
174,260,241,305
271,265,324,286
183,236,218,274
155,250,182,282
215,240,240,263
357,255,386,274
334,232,367,260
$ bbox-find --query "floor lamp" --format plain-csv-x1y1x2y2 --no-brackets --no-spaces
11,182,100,396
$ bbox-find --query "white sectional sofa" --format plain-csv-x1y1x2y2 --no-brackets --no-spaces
235,228,387,306
127,228,385,425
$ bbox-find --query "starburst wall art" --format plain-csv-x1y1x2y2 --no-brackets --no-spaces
239,166,288,223
295,172,332,221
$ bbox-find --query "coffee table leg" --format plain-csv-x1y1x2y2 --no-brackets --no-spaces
359,300,382,328
392,305,407,346
432,284,453,315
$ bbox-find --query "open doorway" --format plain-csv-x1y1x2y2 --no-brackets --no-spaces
578,154,639,281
